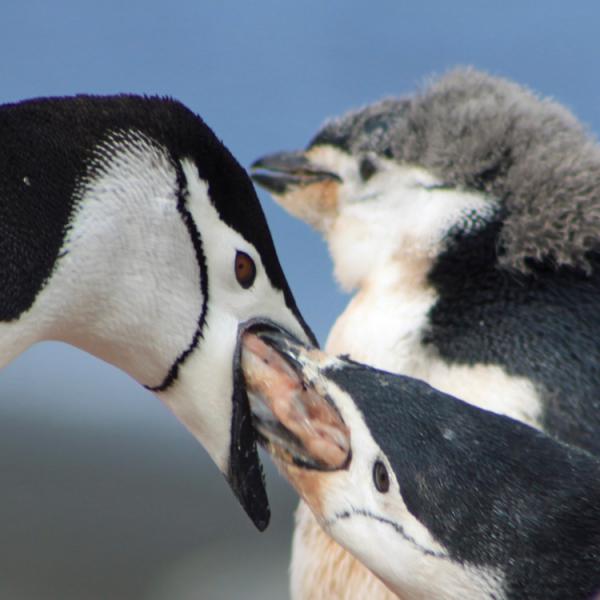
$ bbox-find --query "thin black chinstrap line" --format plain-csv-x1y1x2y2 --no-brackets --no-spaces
146,168,209,392
325,508,503,599
325,507,447,560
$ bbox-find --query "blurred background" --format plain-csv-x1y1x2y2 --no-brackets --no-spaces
2,1,600,598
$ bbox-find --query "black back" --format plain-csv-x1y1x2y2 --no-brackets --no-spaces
326,361,600,600
424,220,600,455
0,95,311,336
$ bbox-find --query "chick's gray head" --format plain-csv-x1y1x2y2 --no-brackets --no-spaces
253,68,600,286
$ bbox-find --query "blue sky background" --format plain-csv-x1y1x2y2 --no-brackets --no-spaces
2,2,600,598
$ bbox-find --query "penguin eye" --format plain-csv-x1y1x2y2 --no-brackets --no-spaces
235,251,256,289
359,157,377,181
373,460,390,493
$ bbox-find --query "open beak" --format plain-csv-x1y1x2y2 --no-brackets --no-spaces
228,321,319,531
251,151,342,195
240,329,351,472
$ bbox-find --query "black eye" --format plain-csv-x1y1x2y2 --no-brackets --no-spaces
373,460,389,493
235,251,256,289
359,157,377,181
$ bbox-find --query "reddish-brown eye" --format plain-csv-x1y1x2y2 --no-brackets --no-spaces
235,251,256,289
373,460,390,493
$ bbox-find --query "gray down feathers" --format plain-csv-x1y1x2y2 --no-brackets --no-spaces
310,68,600,272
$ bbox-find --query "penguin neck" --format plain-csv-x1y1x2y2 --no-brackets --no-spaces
1,150,205,390
54,209,203,388
326,252,438,372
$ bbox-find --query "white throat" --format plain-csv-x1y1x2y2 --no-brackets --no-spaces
326,256,437,375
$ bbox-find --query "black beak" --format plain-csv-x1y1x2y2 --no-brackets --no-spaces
251,151,342,194
228,322,315,531
229,335,270,531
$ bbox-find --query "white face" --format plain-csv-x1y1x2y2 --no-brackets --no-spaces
16,135,309,476
280,368,502,600
168,159,311,470
305,381,451,597
271,145,497,292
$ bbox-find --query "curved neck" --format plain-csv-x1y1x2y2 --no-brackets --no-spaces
1,152,203,389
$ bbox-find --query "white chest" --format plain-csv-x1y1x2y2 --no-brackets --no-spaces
326,268,437,375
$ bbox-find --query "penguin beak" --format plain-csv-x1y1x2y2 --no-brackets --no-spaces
251,151,342,194
240,329,351,472
251,150,342,232
228,321,318,531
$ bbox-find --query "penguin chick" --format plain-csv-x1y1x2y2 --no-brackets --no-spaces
252,67,600,450
0,94,317,530
242,331,600,600
252,67,600,596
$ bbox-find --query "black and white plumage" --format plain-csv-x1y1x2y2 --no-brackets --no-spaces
252,68,600,597
242,331,600,600
0,94,316,530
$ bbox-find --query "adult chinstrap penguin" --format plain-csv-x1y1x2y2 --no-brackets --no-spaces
251,67,600,597
0,94,317,530
241,331,600,600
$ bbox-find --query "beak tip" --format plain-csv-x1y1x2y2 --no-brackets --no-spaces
228,457,272,532
250,150,342,192
250,172,289,195
255,513,270,532
244,493,271,532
